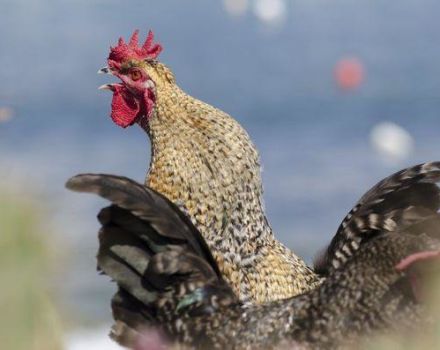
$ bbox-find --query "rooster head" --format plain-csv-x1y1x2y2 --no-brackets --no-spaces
99,30,168,128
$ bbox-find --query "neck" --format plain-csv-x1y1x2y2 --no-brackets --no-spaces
141,82,267,242
138,80,320,302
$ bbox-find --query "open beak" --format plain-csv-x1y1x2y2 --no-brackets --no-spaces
98,66,118,91
98,66,113,75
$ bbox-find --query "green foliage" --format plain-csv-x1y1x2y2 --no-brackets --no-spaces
0,190,63,350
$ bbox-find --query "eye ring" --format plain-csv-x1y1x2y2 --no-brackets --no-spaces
130,70,142,81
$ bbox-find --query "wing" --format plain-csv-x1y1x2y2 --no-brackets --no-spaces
66,174,237,347
315,162,440,275
66,173,440,349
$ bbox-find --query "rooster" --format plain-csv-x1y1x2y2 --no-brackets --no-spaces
98,30,440,305
98,30,320,303
67,171,440,349
90,30,440,346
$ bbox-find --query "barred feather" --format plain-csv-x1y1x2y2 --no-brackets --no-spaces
315,162,440,275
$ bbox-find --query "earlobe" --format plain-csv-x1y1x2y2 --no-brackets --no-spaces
145,80,155,89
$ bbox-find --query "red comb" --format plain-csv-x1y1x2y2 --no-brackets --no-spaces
108,30,162,70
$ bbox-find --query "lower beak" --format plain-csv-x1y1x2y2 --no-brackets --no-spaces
98,84,115,91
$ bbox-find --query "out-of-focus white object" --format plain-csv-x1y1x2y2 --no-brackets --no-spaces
66,328,122,350
370,121,414,161
253,0,287,24
223,0,249,16
0,107,14,123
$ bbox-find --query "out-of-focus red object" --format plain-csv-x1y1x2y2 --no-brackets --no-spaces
334,57,364,90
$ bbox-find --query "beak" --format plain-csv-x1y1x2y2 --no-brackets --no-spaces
98,66,112,75
98,84,115,91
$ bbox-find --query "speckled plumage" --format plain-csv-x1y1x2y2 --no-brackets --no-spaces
130,61,320,302
183,233,437,350
67,173,440,349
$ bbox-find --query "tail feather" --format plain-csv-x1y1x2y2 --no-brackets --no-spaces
316,162,440,275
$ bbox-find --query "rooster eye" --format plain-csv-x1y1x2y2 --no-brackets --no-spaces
130,70,142,81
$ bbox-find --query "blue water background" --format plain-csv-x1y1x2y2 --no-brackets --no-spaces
1,0,440,324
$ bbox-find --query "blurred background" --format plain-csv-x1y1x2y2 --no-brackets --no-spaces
1,0,440,348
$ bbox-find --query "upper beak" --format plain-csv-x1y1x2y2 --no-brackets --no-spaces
98,66,112,75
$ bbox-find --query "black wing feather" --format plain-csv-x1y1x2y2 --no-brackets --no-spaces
316,162,440,275
66,174,237,347
66,174,220,276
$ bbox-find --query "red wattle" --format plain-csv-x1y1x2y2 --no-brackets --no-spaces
110,85,140,128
